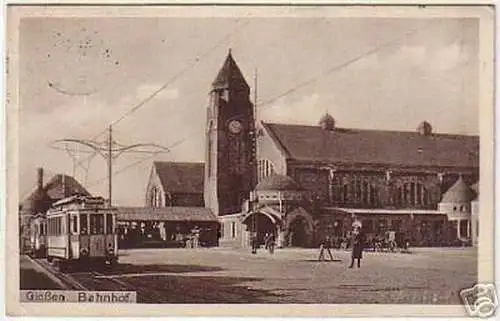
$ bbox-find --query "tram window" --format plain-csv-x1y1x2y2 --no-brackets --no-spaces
90,214,104,235
106,214,113,234
80,214,88,235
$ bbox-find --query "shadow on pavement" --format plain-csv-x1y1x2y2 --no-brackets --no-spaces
70,263,225,274
129,275,286,303
303,259,343,263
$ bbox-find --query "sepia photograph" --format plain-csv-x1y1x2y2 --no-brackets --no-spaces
5,3,496,318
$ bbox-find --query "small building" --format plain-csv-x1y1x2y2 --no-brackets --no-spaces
19,167,91,251
116,207,219,248
145,161,204,207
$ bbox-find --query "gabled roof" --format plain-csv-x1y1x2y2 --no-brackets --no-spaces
44,174,91,200
262,122,479,168
441,176,476,203
20,174,90,213
153,161,204,194
212,50,249,91
116,207,218,222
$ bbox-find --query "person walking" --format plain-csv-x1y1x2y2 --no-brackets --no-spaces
266,232,276,254
318,235,334,261
251,232,259,254
349,227,364,268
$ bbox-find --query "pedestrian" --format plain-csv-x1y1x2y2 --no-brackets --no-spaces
267,232,276,254
349,227,363,268
192,226,200,248
318,235,334,261
251,232,259,254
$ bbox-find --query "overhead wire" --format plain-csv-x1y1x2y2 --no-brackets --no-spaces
257,24,432,110
55,18,251,187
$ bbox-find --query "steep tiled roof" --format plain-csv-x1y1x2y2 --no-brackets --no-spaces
44,174,91,200
441,177,476,203
153,161,204,194
20,174,90,214
263,122,479,168
212,50,249,90
116,207,218,222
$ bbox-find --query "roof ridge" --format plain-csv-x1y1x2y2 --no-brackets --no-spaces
263,122,479,138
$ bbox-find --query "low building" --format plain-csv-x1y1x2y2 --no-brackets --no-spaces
116,207,219,248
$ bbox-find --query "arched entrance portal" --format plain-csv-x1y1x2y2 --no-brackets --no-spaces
253,214,277,245
288,218,308,247
242,211,280,246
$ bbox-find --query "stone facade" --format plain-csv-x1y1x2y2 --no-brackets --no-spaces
204,51,257,216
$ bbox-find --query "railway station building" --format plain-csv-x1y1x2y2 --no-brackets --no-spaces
144,50,480,248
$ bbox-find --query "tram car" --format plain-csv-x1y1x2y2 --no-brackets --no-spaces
46,195,119,269
27,213,47,258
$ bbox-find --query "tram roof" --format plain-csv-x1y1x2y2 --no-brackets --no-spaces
116,207,218,222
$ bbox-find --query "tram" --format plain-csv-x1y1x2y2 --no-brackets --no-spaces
46,195,119,269
27,213,47,258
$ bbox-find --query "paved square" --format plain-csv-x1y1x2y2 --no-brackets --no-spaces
109,247,477,304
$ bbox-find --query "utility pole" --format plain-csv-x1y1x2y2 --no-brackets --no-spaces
51,128,170,208
107,125,113,207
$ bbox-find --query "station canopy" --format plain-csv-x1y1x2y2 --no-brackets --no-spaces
116,207,218,222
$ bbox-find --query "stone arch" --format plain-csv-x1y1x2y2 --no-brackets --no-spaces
284,207,314,247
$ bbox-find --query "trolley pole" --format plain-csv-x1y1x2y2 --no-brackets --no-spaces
107,125,113,208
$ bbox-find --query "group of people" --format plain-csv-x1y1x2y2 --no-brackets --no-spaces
318,225,364,268
251,232,276,254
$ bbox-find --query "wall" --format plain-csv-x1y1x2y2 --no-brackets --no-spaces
256,124,288,181
219,214,245,248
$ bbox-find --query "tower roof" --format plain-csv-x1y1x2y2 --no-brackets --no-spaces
441,176,476,203
212,50,249,91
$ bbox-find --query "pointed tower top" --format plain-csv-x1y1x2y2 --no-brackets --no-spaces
212,50,250,91
441,176,475,203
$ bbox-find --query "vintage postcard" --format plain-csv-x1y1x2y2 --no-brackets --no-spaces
4,3,496,318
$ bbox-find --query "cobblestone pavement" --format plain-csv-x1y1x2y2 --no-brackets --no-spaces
107,247,476,304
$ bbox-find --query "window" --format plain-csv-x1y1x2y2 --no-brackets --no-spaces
220,223,224,238
106,214,113,234
80,214,88,235
90,214,104,235
39,223,44,236
257,159,276,181
72,215,78,233
208,139,213,177
231,222,236,238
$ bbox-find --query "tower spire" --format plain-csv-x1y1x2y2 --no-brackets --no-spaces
212,49,249,91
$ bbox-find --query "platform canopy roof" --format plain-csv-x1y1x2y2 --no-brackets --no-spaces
116,207,218,222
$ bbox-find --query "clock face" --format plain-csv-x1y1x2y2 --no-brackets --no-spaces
228,120,243,134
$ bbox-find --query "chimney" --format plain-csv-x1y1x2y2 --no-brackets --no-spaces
37,167,44,190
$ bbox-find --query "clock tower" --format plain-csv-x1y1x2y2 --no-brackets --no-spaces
204,50,257,216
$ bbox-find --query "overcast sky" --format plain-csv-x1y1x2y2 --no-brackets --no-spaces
19,16,479,206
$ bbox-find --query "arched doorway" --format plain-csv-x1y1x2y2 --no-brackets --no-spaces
288,218,308,247
242,212,279,246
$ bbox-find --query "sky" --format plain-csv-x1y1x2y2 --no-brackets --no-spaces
18,16,479,206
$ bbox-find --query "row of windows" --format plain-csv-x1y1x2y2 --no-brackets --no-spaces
330,179,379,206
393,183,430,207
328,176,432,207
46,214,114,236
